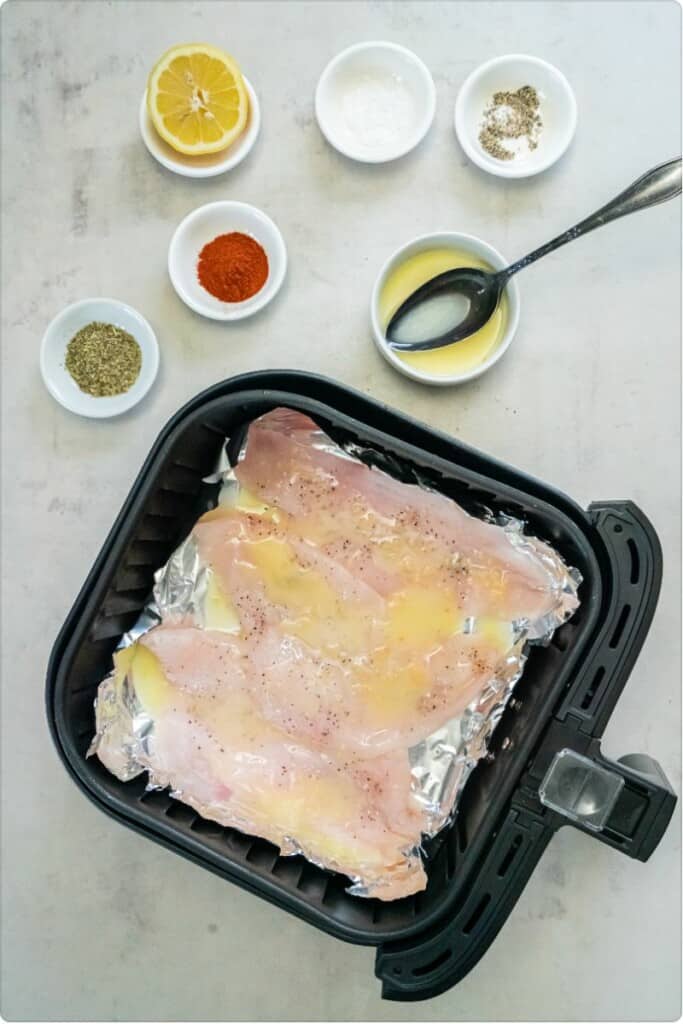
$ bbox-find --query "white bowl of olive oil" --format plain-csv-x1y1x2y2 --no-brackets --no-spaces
370,232,520,386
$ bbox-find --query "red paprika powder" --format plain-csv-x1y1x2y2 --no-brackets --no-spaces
197,232,269,302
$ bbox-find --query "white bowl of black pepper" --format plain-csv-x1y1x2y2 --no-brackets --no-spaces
40,298,159,418
455,54,577,179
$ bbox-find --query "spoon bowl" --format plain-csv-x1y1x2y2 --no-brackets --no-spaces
387,266,502,351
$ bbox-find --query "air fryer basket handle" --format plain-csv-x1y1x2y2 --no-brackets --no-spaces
535,740,676,860
377,744,677,1002
377,747,677,1002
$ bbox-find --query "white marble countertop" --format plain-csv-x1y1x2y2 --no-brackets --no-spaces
1,1,680,1020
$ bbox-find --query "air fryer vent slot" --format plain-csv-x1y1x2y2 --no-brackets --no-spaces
445,836,457,879
165,801,197,825
136,517,175,542
295,865,328,898
627,539,640,585
270,857,305,887
189,817,223,838
497,834,523,877
463,892,491,934
581,666,606,710
138,789,173,812
225,830,253,854
610,605,631,649
245,841,279,870
125,539,169,566
70,680,99,696
552,627,570,652
100,590,148,616
412,948,453,977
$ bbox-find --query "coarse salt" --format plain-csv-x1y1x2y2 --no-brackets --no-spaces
341,70,417,150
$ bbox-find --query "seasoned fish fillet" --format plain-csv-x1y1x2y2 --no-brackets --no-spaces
96,641,426,899
234,408,573,628
93,407,579,900
190,510,518,755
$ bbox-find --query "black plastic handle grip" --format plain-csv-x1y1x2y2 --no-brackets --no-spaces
597,751,676,860
531,729,676,861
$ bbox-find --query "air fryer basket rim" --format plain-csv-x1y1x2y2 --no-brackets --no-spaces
45,372,675,993
46,374,600,934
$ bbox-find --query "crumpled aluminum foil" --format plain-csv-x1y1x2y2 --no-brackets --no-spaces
90,417,580,895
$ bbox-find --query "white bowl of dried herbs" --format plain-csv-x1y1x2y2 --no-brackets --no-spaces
40,298,159,418
455,54,577,178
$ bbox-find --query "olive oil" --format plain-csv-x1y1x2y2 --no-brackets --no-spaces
379,248,508,378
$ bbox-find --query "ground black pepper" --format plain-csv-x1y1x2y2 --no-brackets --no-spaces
479,85,542,161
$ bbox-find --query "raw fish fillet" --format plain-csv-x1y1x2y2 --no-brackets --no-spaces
92,407,579,900
189,509,519,755
96,639,427,898
234,408,570,628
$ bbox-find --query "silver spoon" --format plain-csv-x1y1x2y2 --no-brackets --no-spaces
386,157,682,352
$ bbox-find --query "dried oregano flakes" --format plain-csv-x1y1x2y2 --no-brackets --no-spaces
65,322,142,397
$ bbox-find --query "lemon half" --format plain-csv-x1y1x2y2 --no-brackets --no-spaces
147,43,249,155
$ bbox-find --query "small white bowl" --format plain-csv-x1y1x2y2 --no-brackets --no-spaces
168,201,287,320
455,55,577,178
139,76,260,178
315,41,436,163
41,298,159,418
370,232,520,386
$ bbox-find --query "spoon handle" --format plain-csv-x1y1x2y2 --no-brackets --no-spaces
500,157,682,281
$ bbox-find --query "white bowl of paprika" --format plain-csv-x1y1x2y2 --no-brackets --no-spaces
168,201,287,321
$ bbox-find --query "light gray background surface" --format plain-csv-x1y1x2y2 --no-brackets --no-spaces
1,1,681,1020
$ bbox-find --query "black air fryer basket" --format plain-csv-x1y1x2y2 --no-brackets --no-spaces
46,372,676,1001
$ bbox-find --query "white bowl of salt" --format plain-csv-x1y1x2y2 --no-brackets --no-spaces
315,41,436,163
